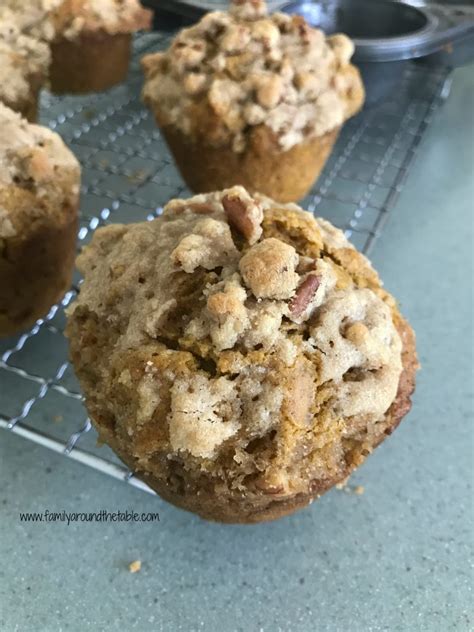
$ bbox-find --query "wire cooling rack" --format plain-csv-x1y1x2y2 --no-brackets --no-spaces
0,31,451,494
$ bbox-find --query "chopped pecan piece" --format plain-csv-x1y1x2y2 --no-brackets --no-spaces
222,190,263,244
289,274,320,319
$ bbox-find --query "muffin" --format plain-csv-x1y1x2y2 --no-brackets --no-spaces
66,186,417,523
46,0,152,94
0,105,80,337
0,11,51,121
141,0,364,203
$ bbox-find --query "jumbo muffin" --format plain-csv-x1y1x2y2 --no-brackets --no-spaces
141,0,364,203
46,0,152,94
0,105,80,337
66,186,417,523
0,12,51,121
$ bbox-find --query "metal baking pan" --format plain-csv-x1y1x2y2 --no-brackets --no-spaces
281,0,474,103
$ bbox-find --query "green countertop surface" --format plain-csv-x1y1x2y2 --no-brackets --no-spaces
0,65,473,632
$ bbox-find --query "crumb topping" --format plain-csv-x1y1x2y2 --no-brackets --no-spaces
239,237,299,300
50,0,152,40
142,0,363,152
0,104,81,212
70,187,403,462
0,14,51,104
1,0,151,41
0,2,61,41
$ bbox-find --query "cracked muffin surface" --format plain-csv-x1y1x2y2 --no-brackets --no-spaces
66,186,417,523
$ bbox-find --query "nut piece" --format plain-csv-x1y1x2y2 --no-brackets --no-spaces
289,274,320,319
239,238,299,299
222,187,263,244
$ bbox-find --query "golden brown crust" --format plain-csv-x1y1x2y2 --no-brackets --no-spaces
158,120,340,203
50,30,131,94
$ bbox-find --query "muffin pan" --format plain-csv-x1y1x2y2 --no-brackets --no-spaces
281,0,474,103
0,30,451,492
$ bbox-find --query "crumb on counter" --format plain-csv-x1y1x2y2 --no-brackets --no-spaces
128,560,142,573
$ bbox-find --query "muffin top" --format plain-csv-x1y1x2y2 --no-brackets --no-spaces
68,187,404,478
0,0,151,41
0,12,51,104
50,0,152,40
0,1,61,41
0,104,80,238
142,0,364,152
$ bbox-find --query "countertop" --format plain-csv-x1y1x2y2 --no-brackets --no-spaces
0,65,472,632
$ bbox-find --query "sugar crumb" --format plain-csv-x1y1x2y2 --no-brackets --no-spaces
129,560,142,573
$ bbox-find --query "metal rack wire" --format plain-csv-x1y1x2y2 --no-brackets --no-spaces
0,31,451,494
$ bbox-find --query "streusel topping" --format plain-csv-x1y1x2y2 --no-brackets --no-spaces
0,104,80,196
142,0,363,152
1,0,151,41
70,186,402,460
0,13,51,104
50,0,152,40
0,1,61,41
